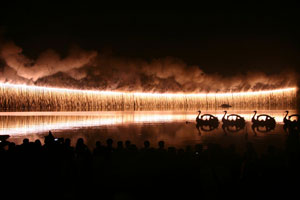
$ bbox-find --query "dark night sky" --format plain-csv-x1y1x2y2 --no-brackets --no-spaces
1,1,300,76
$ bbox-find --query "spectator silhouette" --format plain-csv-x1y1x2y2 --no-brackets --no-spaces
240,142,258,184
106,138,114,151
44,131,55,147
1,129,300,199
63,138,74,159
93,141,103,156
141,140,151,152
76,138,87,151
34,139,41,147
158,141,165,150
22,138,29,146
144,140,150,149
117,141,124,151
125,140,131,150
157,141,167,159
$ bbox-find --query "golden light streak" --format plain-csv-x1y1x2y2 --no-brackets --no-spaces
0,83,297,111
0,82,296,97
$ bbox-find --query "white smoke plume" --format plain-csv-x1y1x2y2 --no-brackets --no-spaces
0,41,97,81
0,41,297,92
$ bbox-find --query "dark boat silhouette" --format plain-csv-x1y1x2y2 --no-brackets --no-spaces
283,111,300,129
222,111,245,128
196,111,219,127
219,104,232,108
251,111,276,129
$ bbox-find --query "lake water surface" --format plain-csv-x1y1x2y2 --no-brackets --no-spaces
0,110,297,154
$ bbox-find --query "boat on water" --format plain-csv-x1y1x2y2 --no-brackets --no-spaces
220,104,232,108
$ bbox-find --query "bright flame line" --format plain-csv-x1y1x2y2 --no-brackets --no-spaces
0,82,297,97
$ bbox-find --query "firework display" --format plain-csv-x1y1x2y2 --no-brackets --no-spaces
0,83,297,111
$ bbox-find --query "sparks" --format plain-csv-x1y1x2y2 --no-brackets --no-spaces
0,82,296,97
0,83,297,111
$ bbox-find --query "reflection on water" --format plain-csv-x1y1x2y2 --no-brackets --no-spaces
0,111,197,135
0,110,297,153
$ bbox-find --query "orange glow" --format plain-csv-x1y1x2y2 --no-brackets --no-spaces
0,82,296,97
0,111,296,136
0,111,196,135
0,83,297,111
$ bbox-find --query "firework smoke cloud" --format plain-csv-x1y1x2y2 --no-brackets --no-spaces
0,40,297,92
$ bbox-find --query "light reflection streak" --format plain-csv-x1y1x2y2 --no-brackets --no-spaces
0,111,295,136
0,112,195,136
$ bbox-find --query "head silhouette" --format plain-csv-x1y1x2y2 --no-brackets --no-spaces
23,138,29,145
125,140,131,148
144,140,150,149
76,138,84,148
34,139,41,147
117,141,123,149
158,141,165,149
106,138,113,147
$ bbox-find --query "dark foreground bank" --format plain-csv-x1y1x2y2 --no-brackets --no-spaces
1,128,300,200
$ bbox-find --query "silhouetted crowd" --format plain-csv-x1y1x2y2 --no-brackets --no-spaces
1,129,300,200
